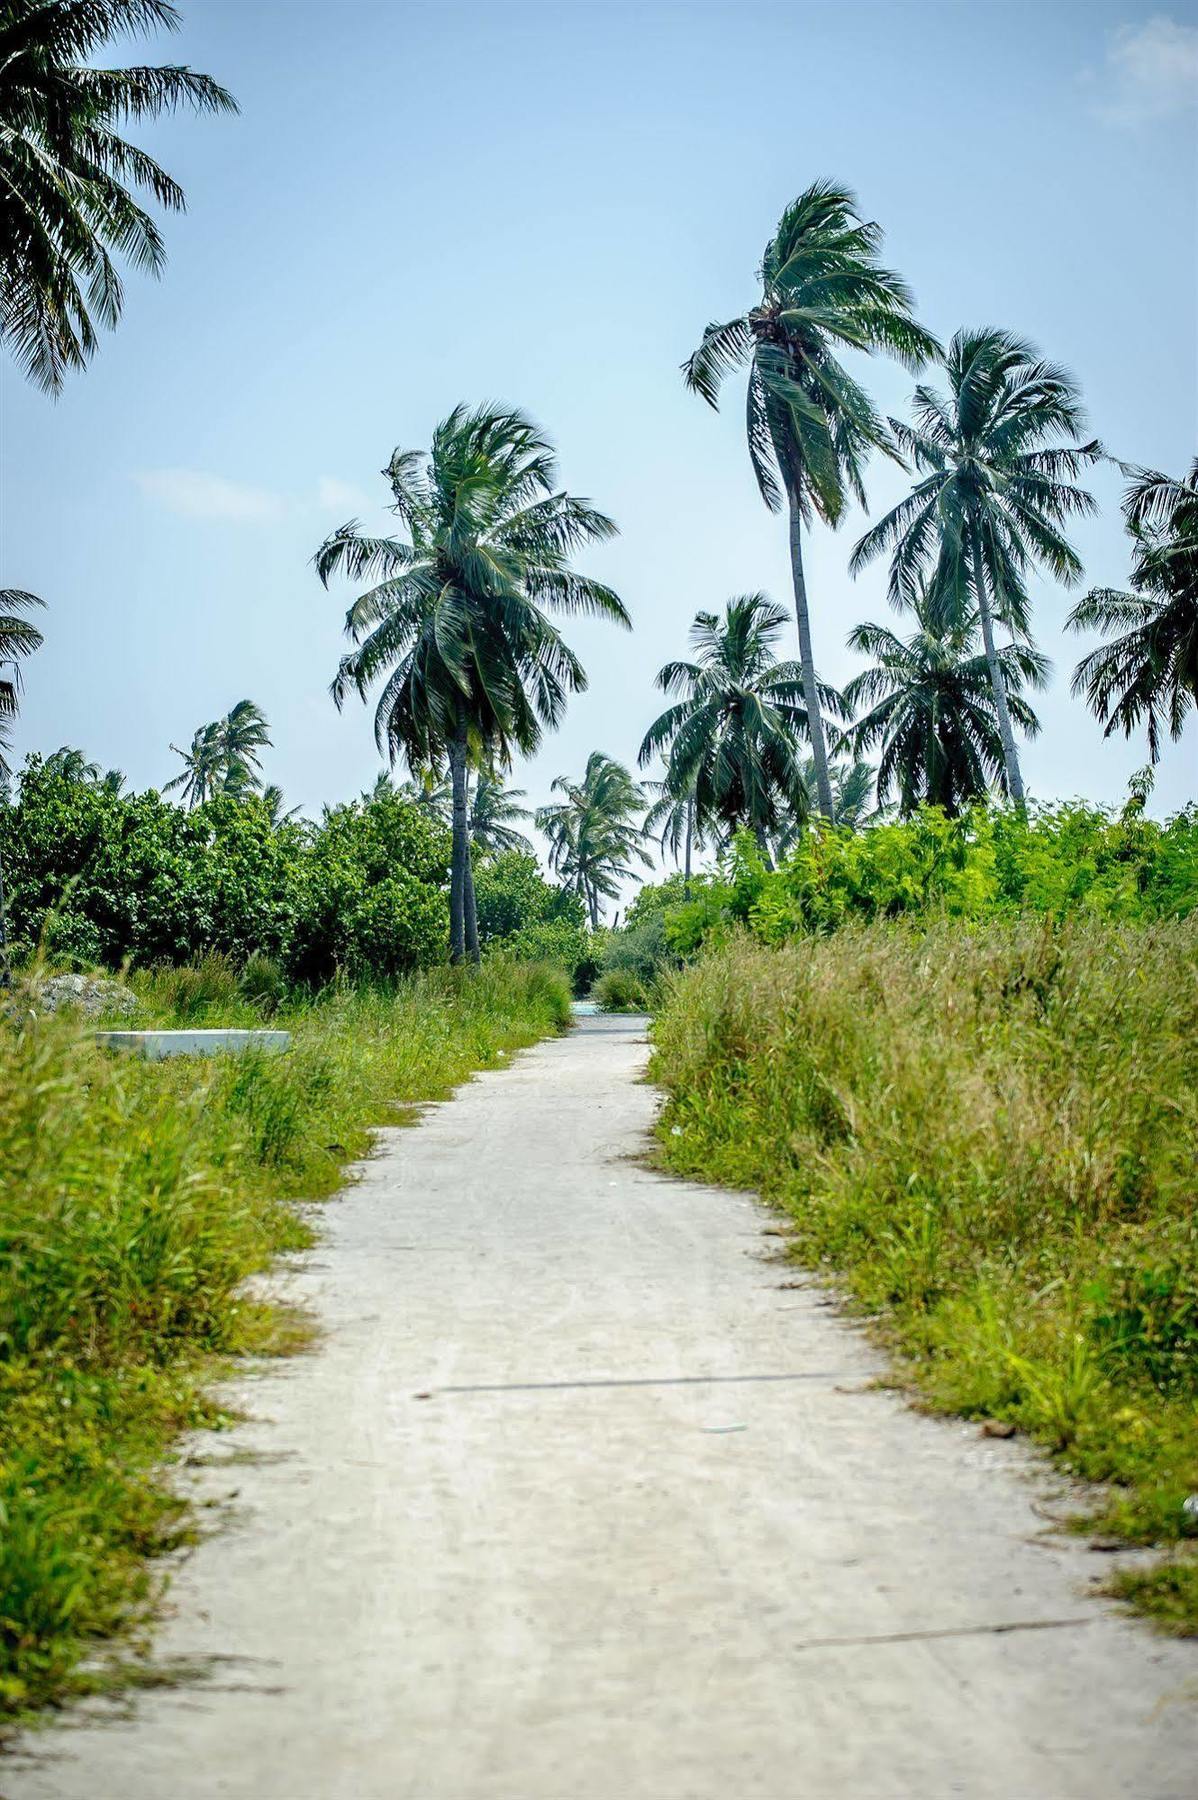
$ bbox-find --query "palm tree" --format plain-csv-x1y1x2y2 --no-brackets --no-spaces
164,720,222,806
217,698,271,795
389,771,451,821
771,755,885,857
537,752,650,929
842,602,1048,817
1067,461,1198,762
851,328,1100,808
469,772,533,856
643,776,710,895
683,181,939,819
0,587,45,776
0,0,236,393
165,700,271,806
638,593,843,860
43,744,101,780
262,783,300,826
317,404,627,962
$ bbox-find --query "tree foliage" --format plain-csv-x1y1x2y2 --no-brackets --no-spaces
683,179,939,816
1068,460,1198,761
0,0,236,392
536,751,649,928
0,757,451,980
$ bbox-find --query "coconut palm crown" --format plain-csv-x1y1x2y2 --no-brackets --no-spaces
683,180,939,818
851,327,1100,807
842,599,1048,817
639,592,845,857
1067,460,1198,762
536,752,649,929
0,0,236,393
0,587,45,776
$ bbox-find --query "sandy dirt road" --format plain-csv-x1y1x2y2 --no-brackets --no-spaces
8,1014,1196,1799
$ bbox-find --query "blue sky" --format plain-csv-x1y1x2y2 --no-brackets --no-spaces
2,0,1196,859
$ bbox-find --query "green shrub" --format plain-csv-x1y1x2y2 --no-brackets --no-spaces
473,851,594,989
652,918,1198,1629
592,968,649,1012
643,805,1198,961
0,761,451,981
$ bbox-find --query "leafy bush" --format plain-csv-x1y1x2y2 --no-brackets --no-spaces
0,760,451,982
0,962,570,1719
649,804,1198,958
473,850,594,989
652,918,1198,1629
591,968,649,1012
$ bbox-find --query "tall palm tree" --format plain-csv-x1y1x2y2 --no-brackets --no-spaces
851,328,1099,808
165,700,271,806
318,404,627,963
683,181,939,819
0,0,235,393
638,593,843,860
1067,461,1198,762
842,602,1048,817
537,752,650,929
0,587,45,776
469,772,533,856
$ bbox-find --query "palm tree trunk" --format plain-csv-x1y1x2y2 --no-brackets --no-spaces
786,481,836,821
447,730,469,964
971,539,1026,809
462,803,480,965
683,799,693,900
586,876,599,932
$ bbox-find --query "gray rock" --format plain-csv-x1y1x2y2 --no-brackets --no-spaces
30,973,139,1018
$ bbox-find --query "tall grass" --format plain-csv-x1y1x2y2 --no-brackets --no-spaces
652,920,1198,1632
0,961,571,1720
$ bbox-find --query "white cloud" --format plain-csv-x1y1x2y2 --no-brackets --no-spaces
134,468,289,523
315,475,378,515
1089,15,1198,124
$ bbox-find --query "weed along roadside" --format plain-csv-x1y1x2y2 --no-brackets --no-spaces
650,917,1198,1634
0,962,572,1726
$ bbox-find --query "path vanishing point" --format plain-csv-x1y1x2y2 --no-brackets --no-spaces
8,1015,1196,1799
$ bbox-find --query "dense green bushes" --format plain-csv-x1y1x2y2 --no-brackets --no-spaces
652,918,1198,1631
0,962,571,1718
473,850,596,989
0,760,452,980
590,804,1198,1000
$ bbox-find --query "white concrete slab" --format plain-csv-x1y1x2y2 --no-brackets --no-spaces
94,1029,291,1059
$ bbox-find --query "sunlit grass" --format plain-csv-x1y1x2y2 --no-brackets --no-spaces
651,919,1198,1632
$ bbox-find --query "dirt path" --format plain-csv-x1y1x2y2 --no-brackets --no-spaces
8,1015,1195,1799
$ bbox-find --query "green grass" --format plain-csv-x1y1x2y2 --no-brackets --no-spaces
650,919,1198,1631
0,959,571,1723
